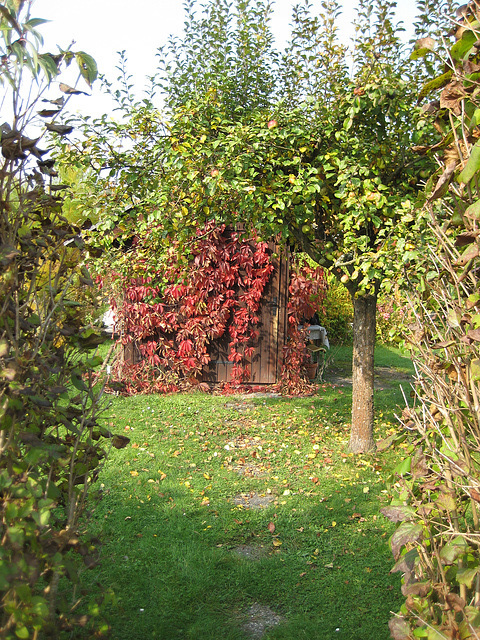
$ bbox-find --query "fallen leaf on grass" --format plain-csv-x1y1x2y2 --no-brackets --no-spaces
272,539,282,547
268,522,275,534
130,470,138,477
112,435,130,449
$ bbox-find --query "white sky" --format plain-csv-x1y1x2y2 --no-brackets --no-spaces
32,0,419,117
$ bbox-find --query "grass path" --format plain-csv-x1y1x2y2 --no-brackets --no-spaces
78,346,412,639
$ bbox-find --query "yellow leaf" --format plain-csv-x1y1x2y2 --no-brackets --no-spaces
130,470,138,477
332,521,337,527
272,539,282,547
203,473,211,480
184,481,190,488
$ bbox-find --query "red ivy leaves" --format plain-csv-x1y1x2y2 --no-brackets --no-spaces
112,223,273,390
109,224,326,395
276,259,327,396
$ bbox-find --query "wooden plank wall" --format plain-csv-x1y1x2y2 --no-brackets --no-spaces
123,241,290,385
249,251,289,383
203,248,289,385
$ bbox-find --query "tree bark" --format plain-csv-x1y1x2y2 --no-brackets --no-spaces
348,292,377,453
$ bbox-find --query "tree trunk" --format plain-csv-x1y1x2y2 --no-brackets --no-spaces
348,292,377,453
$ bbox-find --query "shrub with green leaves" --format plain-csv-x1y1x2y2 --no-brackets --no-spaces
317,275,353,344
376,294,408,345
383,4,480,638
0,3,124,637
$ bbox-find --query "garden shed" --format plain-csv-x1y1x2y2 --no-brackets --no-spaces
118,224,328,390
122,232,291,385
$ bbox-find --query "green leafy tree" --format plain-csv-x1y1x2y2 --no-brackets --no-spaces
153,0,435,452
63,0,436,452
156,0,278,114
275,0,348,107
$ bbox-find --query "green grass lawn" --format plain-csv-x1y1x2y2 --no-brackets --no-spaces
326,343,414,376
75,345,413,639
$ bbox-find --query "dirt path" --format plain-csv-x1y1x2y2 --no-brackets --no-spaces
325,365,413,390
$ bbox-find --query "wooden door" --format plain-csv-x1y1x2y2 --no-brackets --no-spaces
203,250,289,385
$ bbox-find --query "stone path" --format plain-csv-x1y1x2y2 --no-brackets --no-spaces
221,366,412,637
232,491,276,509
230,491,284,638
241,604,284,639
221,411,284,638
